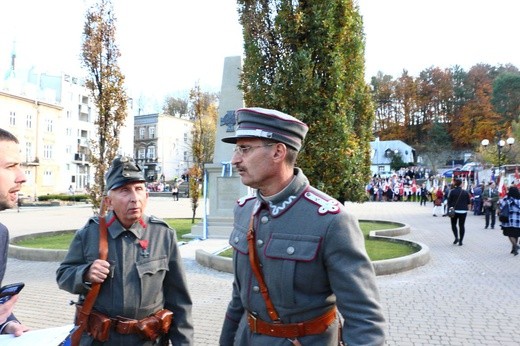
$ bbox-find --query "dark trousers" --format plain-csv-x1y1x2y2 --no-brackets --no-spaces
451,212,467,242
484,207,496,228
419,195,428,205
473,198,482,215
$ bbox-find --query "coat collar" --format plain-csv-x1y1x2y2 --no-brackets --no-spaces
255,167,309,217
105,211,148,239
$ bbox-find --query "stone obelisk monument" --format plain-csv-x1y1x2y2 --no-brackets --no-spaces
191,56,247,238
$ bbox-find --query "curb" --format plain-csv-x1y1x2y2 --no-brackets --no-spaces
8,220,431,276
194,220,431,276
9,230,70,262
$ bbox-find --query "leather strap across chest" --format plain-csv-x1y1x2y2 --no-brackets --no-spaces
246,212,280,322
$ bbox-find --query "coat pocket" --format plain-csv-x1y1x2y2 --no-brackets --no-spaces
136,256,169,308
264,234,321,306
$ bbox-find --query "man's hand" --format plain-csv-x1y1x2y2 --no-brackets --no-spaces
0,294,18,325
85,259,111,284
3,320,30,336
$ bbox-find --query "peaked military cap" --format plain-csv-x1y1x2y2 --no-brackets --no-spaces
105,156,145,192
222,107,309,151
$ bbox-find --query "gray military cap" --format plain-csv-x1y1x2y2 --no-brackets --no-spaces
222,107,309,151
105,156,145,192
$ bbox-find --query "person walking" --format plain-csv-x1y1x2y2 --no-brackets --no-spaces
447,178,471,246
433,186,444,216
499,186,520,256
472,183,484,215
419,183,428,206
483,181,499,229
219,107,386,346
172,181,179,201
57,156,194,345
0,129,30,337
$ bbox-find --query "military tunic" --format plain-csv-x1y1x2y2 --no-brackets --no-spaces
220,169,386,346
57,212,193,346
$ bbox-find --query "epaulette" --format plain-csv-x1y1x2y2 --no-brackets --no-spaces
303,189,340,215
87,215,100,225
148,215,169,227
237,195,256,207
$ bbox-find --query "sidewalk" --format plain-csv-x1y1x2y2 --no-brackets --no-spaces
4,198,520,345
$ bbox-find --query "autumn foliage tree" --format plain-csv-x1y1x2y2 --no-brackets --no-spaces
82,0,127,209
188,84,218,222
238,0,373,201
371,62,520,168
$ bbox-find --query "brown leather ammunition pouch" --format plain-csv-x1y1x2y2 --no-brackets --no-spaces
75,305,111,342
75,306,174,342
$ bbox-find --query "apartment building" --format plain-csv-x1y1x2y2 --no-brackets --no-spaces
0,66,133,198
134,113,193,183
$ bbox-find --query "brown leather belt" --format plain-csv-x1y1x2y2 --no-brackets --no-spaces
247,307,337,338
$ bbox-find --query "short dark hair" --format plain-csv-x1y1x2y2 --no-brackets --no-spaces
454,178,463,187
508,186,520,199
0,128,19,143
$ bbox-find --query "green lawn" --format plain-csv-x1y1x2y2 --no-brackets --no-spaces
15,218,200,250
14,219,416,261
218,221,416,261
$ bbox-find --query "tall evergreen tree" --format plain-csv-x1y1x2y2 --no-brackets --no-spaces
238,0,373,201
82,0,127,209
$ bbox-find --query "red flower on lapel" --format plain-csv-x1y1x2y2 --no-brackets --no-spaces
139,239,149,251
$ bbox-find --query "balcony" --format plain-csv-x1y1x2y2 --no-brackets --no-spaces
77,138,88,147
73,153,90,164
23,157,40,166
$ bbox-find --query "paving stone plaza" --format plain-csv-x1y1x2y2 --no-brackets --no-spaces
3,197,520,345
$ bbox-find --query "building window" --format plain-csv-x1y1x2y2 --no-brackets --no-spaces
149,126,155,139
147,146,156,159
43,170,53,186
46,119,53,132
25,142,32,162
26,114,32,128
139,128,145,139
138,148,145,159
184,132,188,143
184,151,188,162
9,111,15,126
44,145,53,159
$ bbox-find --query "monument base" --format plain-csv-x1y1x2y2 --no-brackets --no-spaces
190,163,249,239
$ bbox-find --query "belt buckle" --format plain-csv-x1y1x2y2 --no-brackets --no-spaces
249,313,257,333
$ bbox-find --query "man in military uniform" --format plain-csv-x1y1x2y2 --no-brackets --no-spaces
219,108,386,345
57,156,193,345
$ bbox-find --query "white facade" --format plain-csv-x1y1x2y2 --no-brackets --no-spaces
0,68,134,197
134,113,193,183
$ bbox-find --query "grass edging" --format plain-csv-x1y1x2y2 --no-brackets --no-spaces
195,219,431,276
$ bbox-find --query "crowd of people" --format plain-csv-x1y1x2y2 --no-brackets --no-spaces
367,169,520,256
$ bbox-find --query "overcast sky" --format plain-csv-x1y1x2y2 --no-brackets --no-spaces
1,0,519,113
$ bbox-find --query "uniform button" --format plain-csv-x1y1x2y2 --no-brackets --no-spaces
261,216,269,224
257,239,264,247
234,237,239,244
287,246,295,255
253,286,260,292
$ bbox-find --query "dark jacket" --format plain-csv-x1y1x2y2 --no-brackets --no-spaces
447,187,471,211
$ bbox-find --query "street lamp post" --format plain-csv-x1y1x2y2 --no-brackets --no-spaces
481,132,515,174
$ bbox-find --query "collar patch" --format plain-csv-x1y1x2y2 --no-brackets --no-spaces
268,195,296,216
304,191,340,215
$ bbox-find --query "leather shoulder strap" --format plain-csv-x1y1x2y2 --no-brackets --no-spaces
71,199,109,345
246,213,280,322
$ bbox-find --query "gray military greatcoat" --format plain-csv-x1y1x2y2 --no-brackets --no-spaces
57,212,193,345
220,169,386,346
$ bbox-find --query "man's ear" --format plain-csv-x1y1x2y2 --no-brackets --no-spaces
104,195,113,211
272,143,287,162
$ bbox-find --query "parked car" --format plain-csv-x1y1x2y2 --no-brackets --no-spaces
442,168,460,178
